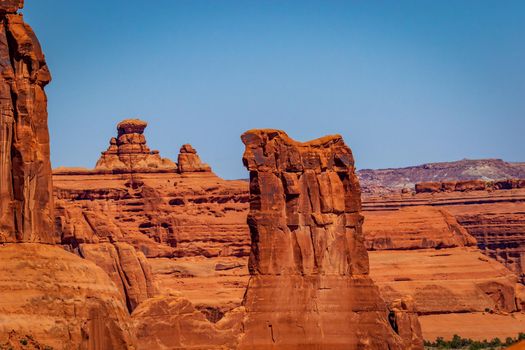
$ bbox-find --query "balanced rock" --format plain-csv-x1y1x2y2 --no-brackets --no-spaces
178,143,212,173
96,119,177,172
0,0,23,13
239,129,422,349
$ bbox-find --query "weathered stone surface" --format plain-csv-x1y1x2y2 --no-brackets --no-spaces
364,206,477,250
359,158,525,194
415,178,525,194
0,11,56,243
132,296,242,349
178,143,212,173
79,242,158,312
0,0,22,13
54,171,250,258
95,119,177,172
0,244,136,350
239,129,420,349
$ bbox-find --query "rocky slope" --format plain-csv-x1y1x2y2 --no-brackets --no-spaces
358,158,525,193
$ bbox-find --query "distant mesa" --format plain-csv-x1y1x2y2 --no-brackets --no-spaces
55,118,212,175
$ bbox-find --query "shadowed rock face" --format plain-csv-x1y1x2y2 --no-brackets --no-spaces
239,129,422,349
0,2,56,243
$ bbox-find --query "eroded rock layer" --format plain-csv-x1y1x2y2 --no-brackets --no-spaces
239,129,421,349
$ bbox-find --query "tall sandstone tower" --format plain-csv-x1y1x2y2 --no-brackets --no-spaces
0,0,56,243
240,129,422,349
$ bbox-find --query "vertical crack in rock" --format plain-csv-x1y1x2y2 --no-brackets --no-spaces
239,129,423,349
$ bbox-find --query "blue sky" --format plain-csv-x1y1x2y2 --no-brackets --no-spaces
24,1,525,179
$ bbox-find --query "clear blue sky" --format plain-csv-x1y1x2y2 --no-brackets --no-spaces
24,1,525,179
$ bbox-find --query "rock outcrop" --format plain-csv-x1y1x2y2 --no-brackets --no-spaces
79,242,158,312
95,119,177,172
239,129,421,349
364,206,477,250
415,179,525,194
132,296,242,349
0,4,137,348
358,158,525,193
0,1,56,243
0,244,137,349
178,143,211,173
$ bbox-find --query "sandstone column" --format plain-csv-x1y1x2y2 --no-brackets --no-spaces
239,129,421,349
0,0,56,243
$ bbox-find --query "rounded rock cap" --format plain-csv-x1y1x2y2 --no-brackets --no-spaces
117,119,148,136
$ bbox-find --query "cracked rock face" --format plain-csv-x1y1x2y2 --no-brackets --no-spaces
238,129,422,349
0,3,56,243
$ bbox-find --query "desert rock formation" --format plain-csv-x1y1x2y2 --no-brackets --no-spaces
0,4,137,349
238,129,422,349
52,121,525,342
96,119,177,172
0,0,56,243
359,158,525,193
178,143,212,173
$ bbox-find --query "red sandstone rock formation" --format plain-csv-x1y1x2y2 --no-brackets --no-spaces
415,179,525,194
239,129,422,349
0,1,56,243
0,4,137,348
96,119,177,172
132,296,242,349
364,206,477,250
178,143,212,173
79,242,157,312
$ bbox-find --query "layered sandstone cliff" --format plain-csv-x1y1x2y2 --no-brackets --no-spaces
0,0,56,243
238,129,422,349
0,4,137,348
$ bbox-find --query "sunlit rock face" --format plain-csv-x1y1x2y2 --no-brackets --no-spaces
238,129,422,349
0,0,57,243
0,4,137,348
96,118,177,172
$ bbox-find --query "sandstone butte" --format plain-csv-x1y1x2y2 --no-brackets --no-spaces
238,129,422,349
52,118,525,344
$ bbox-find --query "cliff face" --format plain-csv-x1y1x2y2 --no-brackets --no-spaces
54,120,249,259
239,129,422,349
0,4,136,348
0,1,56,243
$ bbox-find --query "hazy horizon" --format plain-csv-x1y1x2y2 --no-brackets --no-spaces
24,1,525,179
